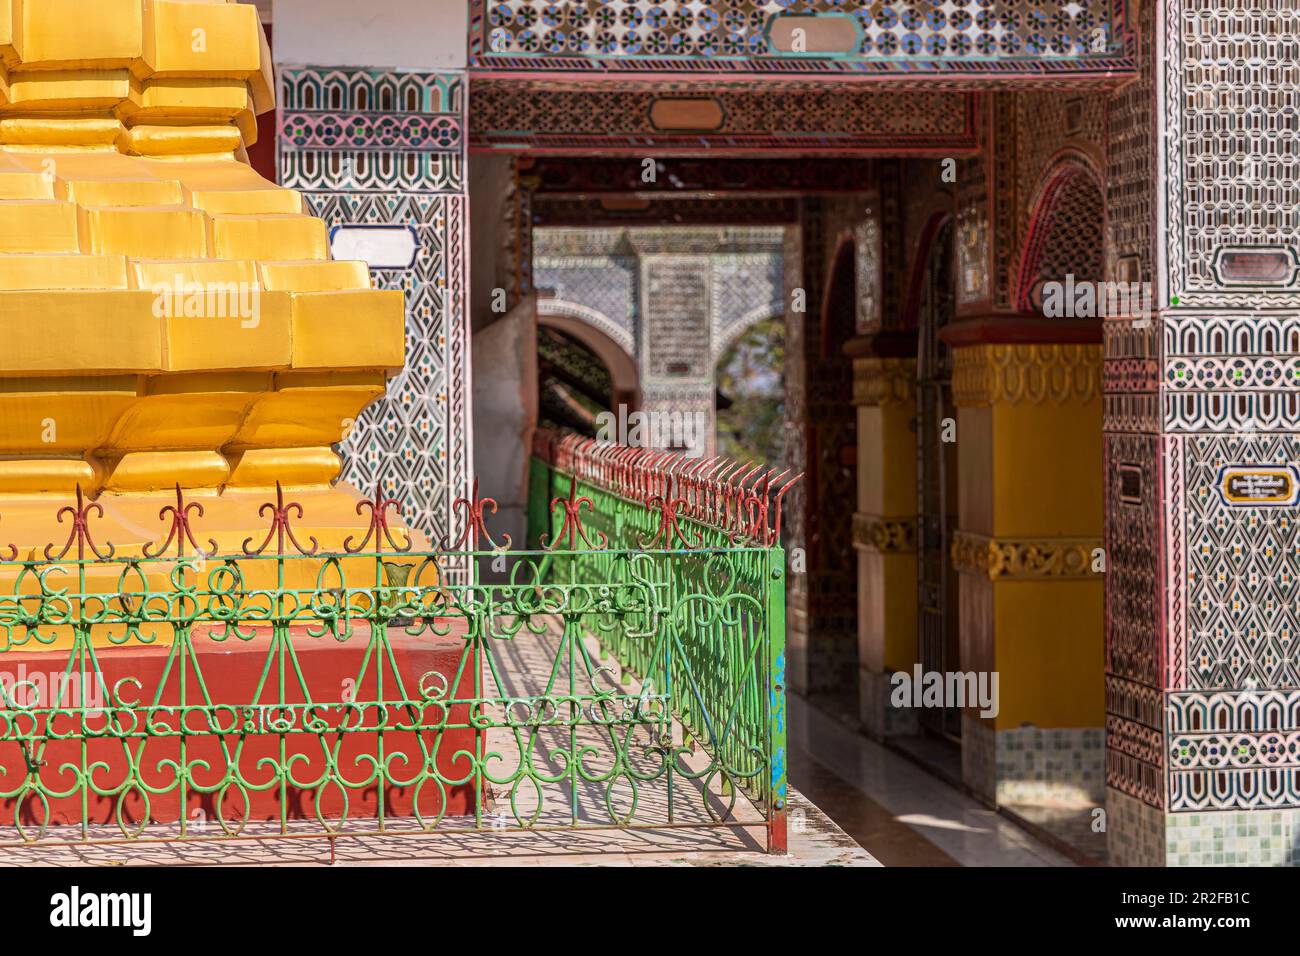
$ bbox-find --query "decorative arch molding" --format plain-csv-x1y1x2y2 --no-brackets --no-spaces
902,210,955,332
537,297,636,357
1022,144,1105,219
713,301,784,366
1014,155,1107,313
536,305,640,405
820,232,857,362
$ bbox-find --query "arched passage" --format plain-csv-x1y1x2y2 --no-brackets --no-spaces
537,303,641,412
1015,157,1106,313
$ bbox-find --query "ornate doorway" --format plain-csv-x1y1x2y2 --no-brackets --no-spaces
802,237,860,709
915,219,959,740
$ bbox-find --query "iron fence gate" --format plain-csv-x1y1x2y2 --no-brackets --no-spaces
0,435,798,855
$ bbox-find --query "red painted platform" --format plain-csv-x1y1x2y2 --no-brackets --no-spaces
0,621,483,829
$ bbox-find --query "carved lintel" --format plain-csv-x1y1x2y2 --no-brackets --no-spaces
853,357,917,407
950,530,1102,580
853,512,917,552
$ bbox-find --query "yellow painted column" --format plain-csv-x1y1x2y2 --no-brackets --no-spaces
947,334,1105,807
848,338,920,737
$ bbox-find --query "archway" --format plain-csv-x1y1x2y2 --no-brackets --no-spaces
1015,157,1106,314
537,304,641,413
536,325,616,438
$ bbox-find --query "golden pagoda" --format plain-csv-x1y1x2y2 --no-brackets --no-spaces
0,0,404,560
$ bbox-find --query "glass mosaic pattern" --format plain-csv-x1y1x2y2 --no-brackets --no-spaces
478,0,1125,67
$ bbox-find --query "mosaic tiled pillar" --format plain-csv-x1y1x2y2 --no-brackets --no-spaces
639,255,716,457
1105,0,1300,866
278,69,470,548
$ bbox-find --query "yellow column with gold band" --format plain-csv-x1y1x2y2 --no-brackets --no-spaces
946,328,1105,808
847,335,920,738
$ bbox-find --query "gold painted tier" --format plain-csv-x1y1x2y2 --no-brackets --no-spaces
0,1,409,553
0,485,429,649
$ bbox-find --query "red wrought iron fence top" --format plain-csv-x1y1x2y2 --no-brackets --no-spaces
0,435,798,564
536,430,802,550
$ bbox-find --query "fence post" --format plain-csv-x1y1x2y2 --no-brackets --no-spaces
767,545,788,855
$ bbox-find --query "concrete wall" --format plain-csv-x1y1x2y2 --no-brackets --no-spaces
272,0,466,69
472,295,539,553
469,155,518,334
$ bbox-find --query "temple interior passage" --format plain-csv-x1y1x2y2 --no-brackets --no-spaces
466,151,1112,862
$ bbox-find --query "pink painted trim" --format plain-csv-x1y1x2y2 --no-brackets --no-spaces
1013,154,1106,312
450,81,474,536
901,210,953,332
466,67,1139,88
468,142,975,158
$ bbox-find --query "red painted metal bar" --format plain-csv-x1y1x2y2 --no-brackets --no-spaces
537,429,801,548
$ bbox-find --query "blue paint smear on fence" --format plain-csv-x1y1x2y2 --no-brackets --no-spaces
770,750,787,795
769,651,786,733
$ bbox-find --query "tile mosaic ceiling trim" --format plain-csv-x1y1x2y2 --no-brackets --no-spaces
469,0,1136,86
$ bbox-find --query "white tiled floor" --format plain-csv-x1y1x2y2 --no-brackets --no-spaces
789,695,1072,867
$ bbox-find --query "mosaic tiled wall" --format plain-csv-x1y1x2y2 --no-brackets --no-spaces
279,68,471,548
1153,0,1300,817
1014,161,1105,309
532,226,784,369
955,88,1107,316
1101,0,1163,818
964,719,1106,806
470,84,979,154
1012,91,1106,251
1104,0,1300,838
1162,0,1300,310
1111,785,1300,866
533,251,640,353
1169,688,1300,812
954,148,991,308
469,0,1135,82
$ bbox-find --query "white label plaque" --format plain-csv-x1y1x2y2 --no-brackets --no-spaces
328,225,419,270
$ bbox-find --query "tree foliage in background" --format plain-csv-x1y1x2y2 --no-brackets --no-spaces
715,318,785,467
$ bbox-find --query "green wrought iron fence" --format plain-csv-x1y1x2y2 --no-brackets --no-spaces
0,434,798,855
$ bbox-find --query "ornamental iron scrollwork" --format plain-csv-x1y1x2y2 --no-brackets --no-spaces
0,434,798,855
143,484,218,560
